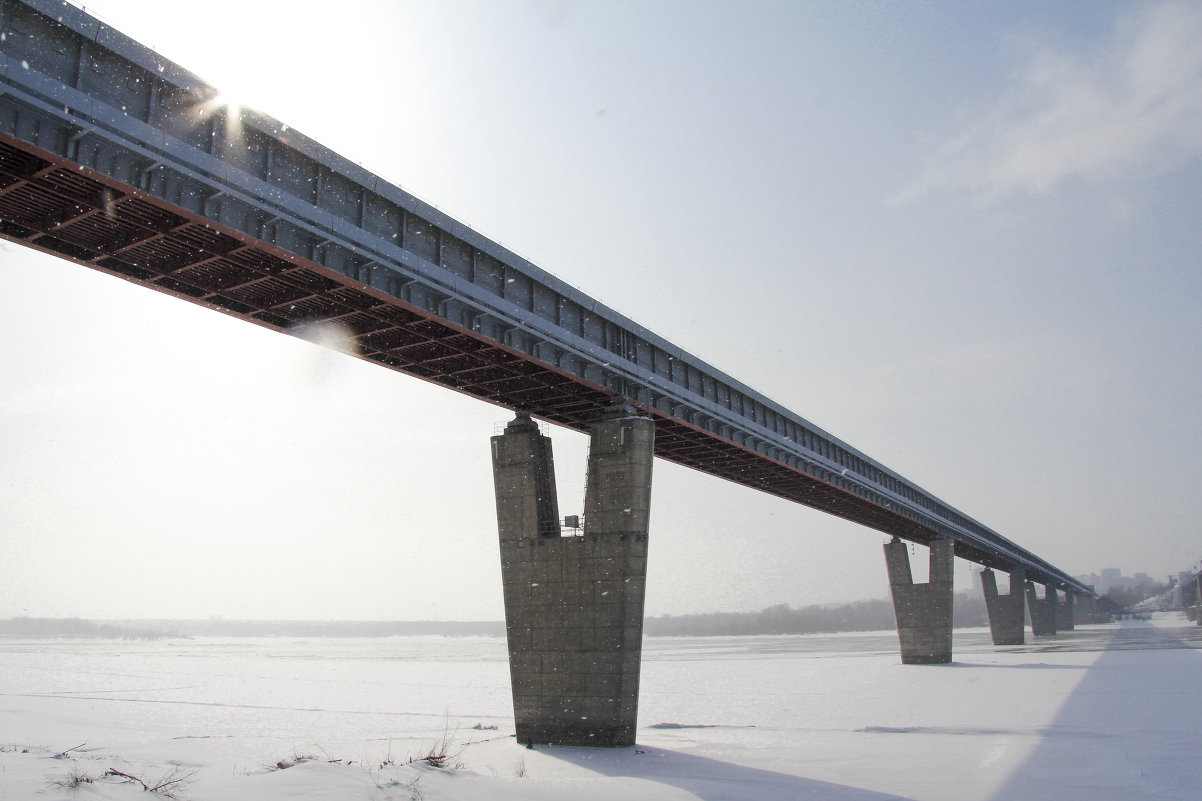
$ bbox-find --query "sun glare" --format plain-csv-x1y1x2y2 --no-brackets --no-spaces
200,89,245,142
210,91,241,115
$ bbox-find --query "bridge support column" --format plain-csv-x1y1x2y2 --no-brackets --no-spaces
1025,582,1058,636
884,537,954,664
981,567,1026,645
1195,576,1202,627
1074,591,1102,624
1058,591,1076,631
492,405,654,748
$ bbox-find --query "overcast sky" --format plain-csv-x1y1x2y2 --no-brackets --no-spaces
2,0,1200,621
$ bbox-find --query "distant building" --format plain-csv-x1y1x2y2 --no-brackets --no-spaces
1071,568,1162,598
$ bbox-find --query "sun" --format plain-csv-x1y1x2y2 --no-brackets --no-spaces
191,58,271,142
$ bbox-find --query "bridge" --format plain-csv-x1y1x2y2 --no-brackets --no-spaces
1,0,1092,747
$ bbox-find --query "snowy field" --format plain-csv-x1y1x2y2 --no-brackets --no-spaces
2,614,1200,801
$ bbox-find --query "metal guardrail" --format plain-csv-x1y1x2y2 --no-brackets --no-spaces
0,0,1091,594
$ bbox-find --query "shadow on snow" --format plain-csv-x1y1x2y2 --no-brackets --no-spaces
541,743,916,801
986,620,1202,801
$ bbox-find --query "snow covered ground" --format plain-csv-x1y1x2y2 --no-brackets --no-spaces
2,613,1199,800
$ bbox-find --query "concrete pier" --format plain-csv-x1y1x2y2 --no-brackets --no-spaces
883,537,955,664
1195,575,1202,626
1058,591,1076,631
1025,582,1058,636
981,567,1026,645
1073,591,1104,624
492,405,654,747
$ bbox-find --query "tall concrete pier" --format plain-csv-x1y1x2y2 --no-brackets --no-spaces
884,537,955,664
492,405,654,747
1025,582,1058,636
981,567,1026,645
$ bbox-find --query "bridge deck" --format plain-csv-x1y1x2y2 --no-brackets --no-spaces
0,0,1087,593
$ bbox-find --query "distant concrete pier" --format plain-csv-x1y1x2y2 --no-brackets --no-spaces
1026,582,1059,636
981,567,1026,645
884,537,954,664
1194,575,1202,627
1058,591,1076,631
492,405,654,747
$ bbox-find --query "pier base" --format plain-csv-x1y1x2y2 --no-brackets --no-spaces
1026,582,1058,636
1058,591,1076,632
492,406,654,747
884,538,954,664
981,568,1026,645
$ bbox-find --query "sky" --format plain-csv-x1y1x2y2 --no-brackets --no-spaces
1,0,1200,621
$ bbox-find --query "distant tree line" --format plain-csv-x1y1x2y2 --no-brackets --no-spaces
0,617,505,639
644,594,989,637
5,596,1004,641
0,617,170,639
168,619,506,637
1102,580,1172,612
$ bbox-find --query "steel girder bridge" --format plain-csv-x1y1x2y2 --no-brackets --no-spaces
0,0,1089,595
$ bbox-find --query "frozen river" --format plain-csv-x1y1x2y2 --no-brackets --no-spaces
2,615,1200,800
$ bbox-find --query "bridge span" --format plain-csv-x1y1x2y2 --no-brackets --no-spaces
1,0,1091,746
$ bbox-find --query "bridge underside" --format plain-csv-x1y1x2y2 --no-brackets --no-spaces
0,132,999,559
